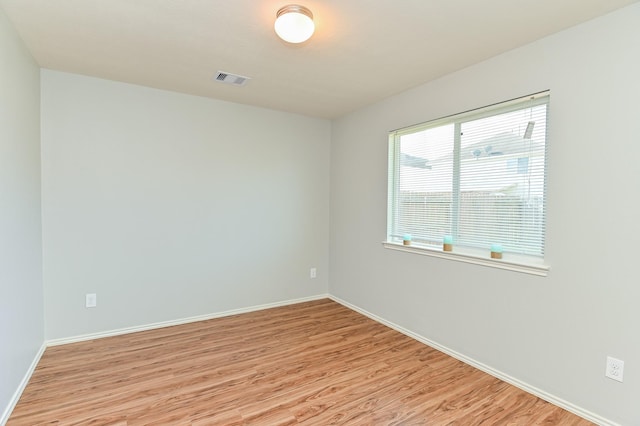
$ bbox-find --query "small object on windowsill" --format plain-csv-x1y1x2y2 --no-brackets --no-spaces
490,244,503,259
403,234,412,246
443,235,453,252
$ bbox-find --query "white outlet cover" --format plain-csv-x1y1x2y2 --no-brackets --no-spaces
86,293,97,308
605,356,624,382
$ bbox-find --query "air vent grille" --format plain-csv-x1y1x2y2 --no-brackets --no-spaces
214,71,250,86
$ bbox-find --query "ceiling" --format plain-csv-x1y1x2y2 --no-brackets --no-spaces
1,0,636,119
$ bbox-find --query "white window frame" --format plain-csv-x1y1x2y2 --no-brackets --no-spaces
384,92,550,276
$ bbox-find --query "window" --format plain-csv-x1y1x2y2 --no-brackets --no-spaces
387,92,549,269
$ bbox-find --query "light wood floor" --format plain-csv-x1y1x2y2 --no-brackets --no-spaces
9,299,593,425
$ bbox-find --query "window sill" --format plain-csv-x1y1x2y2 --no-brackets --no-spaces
382,241,549,276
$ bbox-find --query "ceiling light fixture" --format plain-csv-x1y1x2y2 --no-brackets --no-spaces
274,4,315,44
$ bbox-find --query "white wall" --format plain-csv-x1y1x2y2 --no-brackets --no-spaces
330,4,640,425
41,70,331,340
0,7,43,423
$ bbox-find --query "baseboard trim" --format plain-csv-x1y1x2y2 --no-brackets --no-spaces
0,342,46,426
329,295,618,426
47,294,329,346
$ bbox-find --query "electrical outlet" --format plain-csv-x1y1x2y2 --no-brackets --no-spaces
605,356,624,382
85,293,97,308
310,268,317,279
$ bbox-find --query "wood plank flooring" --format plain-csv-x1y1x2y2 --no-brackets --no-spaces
9,299,593,425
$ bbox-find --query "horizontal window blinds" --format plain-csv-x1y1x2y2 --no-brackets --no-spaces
388,92,549,257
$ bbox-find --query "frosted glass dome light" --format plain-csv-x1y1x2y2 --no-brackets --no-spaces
274,5,315,44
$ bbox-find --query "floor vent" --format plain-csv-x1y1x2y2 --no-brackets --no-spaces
214,71,250,86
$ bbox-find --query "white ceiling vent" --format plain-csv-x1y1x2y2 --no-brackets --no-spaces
214,71,250,86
